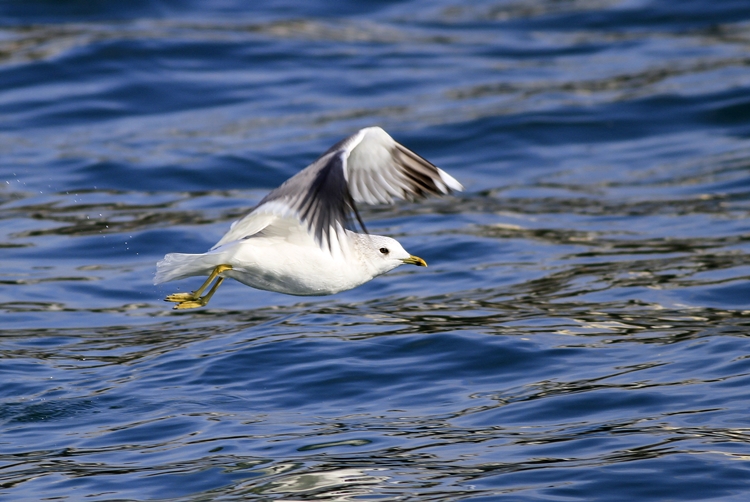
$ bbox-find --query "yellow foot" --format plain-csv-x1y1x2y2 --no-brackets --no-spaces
163,264,232,310
172,299,208,310
165,292,197,303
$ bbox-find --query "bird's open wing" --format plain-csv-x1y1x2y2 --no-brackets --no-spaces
211,126,463,251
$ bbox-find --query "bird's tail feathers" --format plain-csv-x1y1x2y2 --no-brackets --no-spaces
154,252,227,285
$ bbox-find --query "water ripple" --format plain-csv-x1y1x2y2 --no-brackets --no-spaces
3,0,750,500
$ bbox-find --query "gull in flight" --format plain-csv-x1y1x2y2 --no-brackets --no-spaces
155,126,463,309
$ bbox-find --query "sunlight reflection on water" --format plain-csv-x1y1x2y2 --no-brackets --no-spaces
2,1,750,500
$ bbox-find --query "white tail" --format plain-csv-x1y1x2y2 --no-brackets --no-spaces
154,252,224,285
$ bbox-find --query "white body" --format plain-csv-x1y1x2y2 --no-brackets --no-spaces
155,126,462,300
156,226,410,296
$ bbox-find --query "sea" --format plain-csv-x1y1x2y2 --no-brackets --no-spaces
2,1,750,500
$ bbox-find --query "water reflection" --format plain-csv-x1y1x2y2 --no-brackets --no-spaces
3,0,750,499
256,467,387,499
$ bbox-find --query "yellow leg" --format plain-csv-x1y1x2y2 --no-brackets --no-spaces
165,264,232,309
173,277,226,310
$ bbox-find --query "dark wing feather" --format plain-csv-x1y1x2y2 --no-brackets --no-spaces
293,152,365,249
344,127,463,205
211,127,462,252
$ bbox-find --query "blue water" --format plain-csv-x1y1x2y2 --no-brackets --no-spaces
3,1,750,500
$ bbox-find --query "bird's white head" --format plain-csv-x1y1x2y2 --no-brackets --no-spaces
363,234,427,276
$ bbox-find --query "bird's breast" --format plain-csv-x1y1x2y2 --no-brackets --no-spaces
222,238,375,296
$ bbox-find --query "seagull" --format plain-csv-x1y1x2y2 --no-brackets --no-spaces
155,126,463,309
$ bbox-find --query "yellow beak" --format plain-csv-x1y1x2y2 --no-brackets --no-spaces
402,255,427,267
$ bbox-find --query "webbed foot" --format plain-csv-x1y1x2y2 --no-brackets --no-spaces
164,264,232,309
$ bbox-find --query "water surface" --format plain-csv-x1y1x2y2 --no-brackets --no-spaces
2,1,750,500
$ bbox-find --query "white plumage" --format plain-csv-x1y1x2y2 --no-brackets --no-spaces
155,126,463,309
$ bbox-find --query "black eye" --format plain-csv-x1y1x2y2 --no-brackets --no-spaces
379,247,389,255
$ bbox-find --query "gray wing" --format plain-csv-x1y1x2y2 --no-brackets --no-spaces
211,126,463,251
